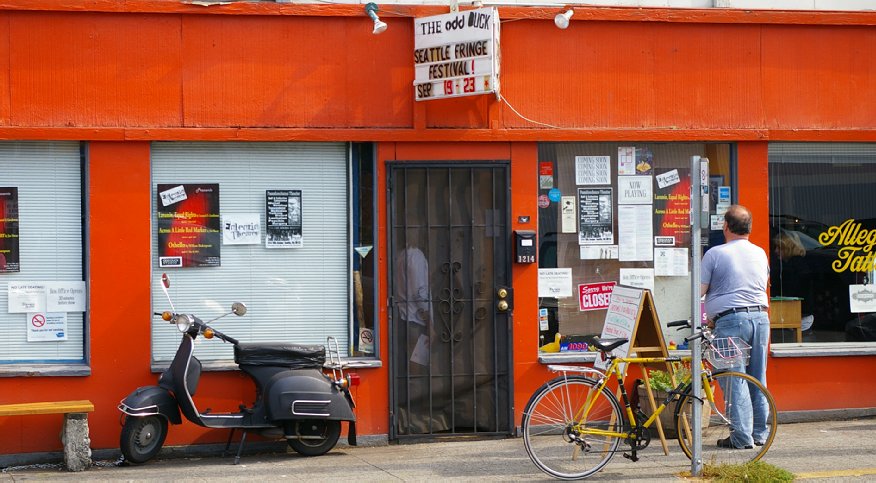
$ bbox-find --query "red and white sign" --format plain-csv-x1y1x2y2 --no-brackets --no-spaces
578,282,616,311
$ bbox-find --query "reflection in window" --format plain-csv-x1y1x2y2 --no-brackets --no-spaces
769,143,876,344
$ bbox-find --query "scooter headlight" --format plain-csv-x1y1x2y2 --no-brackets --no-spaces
175,314,194,332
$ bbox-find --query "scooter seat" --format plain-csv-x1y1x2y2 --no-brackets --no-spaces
234,342,326,369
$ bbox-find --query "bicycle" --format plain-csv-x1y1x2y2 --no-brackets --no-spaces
522,320,777,480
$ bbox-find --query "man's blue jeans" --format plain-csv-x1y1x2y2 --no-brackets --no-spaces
713,311,770,447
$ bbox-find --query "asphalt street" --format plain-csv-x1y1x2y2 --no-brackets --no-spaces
2,417,875,481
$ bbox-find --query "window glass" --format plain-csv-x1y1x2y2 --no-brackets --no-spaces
150,142,376,363
537,142,731,353
769,143,876,344
0,142,85,364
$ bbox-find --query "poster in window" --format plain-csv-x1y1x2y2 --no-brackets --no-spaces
266,190,303,248
157,183,221,268
653,167,691,248
0,187,20,272
578,188,613,245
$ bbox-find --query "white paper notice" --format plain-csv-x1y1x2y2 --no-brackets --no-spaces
620,268,655,293
561,196,577,233
7,282,46,313
46,281,86,312
580,245,619,260
654,247,689,276
594,285,644,370
538,268,573,298
655,169,681,189
223,213,261,245
410,334,430,366
618,175,653,205
618,205,653,261
849,285,876,313
575,156,611,185
27,312,68,341
618,147,635,175
158,185,187,207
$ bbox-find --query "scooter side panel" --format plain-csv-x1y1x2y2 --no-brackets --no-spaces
265,370,355,422
119,385,182,425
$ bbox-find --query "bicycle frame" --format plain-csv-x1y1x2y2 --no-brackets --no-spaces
551,355,718,441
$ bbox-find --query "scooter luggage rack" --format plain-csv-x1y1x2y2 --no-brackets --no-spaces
324,336,346,382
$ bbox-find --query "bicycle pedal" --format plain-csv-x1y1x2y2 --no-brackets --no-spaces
623,452,639,462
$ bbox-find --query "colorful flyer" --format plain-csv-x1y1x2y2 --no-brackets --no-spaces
0,187,20,272
157,183,221,268
653,167,691,248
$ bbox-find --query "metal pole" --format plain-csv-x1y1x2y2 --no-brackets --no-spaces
690,155,708,476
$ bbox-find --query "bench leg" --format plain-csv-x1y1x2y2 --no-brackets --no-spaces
61,413,93,471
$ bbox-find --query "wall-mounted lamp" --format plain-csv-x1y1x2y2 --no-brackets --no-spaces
554,9,574,29
365,3,388,35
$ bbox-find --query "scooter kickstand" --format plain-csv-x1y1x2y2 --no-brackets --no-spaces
233,431,248,465
223,428,236,457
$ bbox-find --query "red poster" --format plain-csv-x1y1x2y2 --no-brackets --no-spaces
0,187,20,272
578,282,616,311
653,168,691,247
157,183,221,268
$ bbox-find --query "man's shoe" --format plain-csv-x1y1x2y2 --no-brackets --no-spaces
717,437,753,449
754,440,764,446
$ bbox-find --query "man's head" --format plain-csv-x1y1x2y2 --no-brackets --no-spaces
724,204,752,236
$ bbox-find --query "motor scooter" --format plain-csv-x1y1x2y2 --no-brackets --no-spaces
118,273,357,464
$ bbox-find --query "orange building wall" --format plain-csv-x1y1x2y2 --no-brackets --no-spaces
1,3,876,457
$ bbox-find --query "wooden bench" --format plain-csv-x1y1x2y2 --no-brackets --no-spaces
0,400,95,471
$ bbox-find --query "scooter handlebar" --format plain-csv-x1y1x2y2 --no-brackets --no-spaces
210,328,238,345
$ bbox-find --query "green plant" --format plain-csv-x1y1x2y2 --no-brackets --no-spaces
647,365,691,392
700,461,794,482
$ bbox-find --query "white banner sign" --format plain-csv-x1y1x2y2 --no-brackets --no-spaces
46,281,87,312
27,312,68,341
413,7,500,101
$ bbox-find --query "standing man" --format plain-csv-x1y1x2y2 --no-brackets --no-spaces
701,204,770,449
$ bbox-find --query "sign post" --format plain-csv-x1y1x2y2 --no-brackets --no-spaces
690,155,709,476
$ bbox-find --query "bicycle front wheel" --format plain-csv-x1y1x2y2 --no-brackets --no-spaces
675,371,777,466
522,375,625,480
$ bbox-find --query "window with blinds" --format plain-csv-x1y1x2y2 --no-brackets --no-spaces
150,142,350,363
0,142,84,364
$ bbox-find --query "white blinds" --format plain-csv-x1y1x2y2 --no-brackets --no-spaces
150,142,350,363
0,142,83,363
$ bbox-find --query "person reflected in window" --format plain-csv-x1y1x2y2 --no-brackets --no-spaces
701,204,770,450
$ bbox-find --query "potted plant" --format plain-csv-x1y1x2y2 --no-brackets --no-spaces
637,365,710,438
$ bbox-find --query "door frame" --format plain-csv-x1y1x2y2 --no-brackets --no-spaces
386,160,514,441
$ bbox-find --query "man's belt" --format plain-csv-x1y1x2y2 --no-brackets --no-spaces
715,305,768,320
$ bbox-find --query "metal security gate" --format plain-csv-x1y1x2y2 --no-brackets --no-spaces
389,163,513,440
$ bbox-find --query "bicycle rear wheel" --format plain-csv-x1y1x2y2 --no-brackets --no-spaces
522,375,624,480
675,371,777,466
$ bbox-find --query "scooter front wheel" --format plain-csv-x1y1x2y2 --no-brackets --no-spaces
286,420,341,456
120,415,168,464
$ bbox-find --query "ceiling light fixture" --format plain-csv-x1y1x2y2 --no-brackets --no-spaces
365,3,388,35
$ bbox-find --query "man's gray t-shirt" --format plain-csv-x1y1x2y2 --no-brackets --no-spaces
701,239,769,319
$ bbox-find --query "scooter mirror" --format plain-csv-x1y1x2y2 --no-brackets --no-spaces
231,302,247,316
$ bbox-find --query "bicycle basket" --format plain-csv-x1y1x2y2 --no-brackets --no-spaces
705,337,751,369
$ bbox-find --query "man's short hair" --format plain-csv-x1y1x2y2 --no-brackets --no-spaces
725,205,752,235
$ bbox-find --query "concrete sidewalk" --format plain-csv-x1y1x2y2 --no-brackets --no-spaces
2,417,875,481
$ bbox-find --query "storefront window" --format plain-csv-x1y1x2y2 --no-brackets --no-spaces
537,143,732,353
769,143,876,344
150,142,376,364
0,142,85,365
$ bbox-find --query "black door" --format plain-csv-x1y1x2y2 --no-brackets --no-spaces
389,163,512,439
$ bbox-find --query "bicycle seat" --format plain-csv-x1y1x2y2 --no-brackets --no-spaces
591,337,627,353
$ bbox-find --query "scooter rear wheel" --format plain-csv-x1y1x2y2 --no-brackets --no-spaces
120,415,168,464
286,420,341,456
